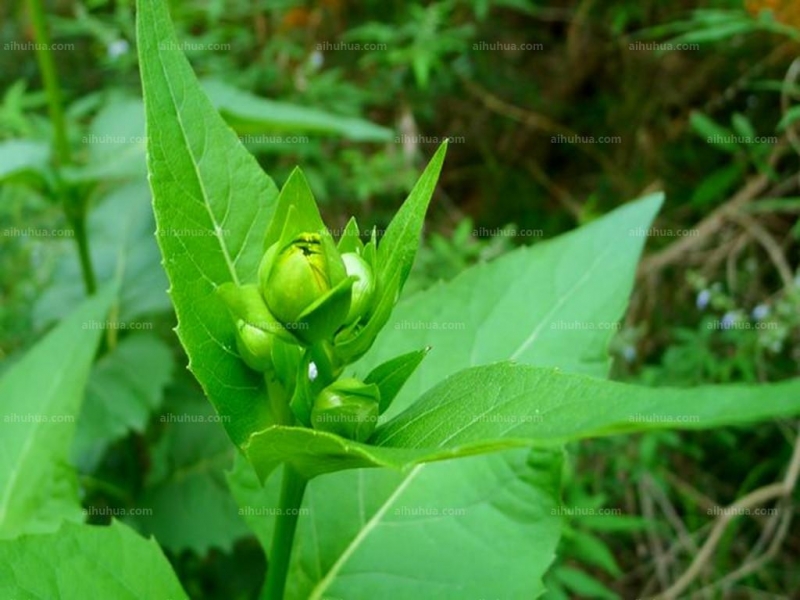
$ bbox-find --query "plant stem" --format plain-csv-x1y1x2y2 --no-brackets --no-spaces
26,0,70,166
72,208,98,294
27,0,98,295
264,464,308,600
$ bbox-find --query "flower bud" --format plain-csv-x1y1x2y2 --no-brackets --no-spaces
260,233,355,345
263,234,331,324
310,378,380,442
234,319,275,372
341,252,376,325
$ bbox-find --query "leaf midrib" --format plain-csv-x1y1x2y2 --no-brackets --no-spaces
307,464,424,599
156,46,240,287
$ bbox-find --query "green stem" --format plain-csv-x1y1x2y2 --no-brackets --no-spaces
27,0,98,295
26,0,71,166
72,210,97,294
264,464,308,600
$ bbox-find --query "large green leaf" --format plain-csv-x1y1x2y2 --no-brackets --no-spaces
245,362,800,478
230,194,664,599
202,79,393,143
0,520,188,599
0,287,114,539
137,0,279,445
228,450,562,600
72,333,174,472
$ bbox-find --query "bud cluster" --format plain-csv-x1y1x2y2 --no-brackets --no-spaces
216,169,408,442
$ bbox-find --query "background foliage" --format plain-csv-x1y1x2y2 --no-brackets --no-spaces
1,0,799,597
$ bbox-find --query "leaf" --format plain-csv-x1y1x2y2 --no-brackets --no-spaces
137,0,279,445
690,111,738,153
377,142,448,294
238,193,664,598
72,333,174,472
553,566,619,600
0,287,114,539
34,181,171,330
63,96,147,184
564,529,622,577
129,377,250,554
363,347,430,413
0,520,188,599
296,449,563,600
0,139,50,185
245,362,800,479
228,449,563,600
202,79,393,142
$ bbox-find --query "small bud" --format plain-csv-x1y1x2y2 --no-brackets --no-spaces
234,319,275,372
310,378,380,442
341,252,376,325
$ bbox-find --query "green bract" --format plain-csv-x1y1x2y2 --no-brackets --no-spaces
341,252,376,324
310,378,381,442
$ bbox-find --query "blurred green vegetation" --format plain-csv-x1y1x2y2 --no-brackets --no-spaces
1,0,799,597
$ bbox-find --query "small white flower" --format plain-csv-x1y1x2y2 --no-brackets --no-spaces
696,289,711,310
721,311,738,330
751,304,769,321
308,361,318,381
309,50,324,69
107,39,130,60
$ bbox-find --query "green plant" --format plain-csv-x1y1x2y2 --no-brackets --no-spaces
3,1,800,598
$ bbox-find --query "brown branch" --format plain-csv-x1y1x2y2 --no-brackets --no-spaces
649,427,800,600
